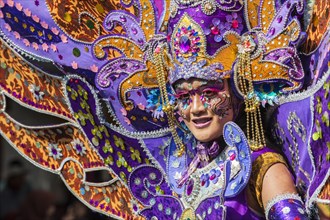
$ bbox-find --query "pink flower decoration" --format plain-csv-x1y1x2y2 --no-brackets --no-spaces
124,117,131,125
0,10,3,18
32,42,39,50
23,8,31,17
71,61,78,69
0,0,5,8
4,23,11,32
60,34,68,43
137,103,145,110
90,64,98,73
7,0,14,7
50,44,57,52
15,3,22,11
42,43,49,52
225,13,243,33
32,15,40,23
23,39,30,47
13,31,20,39
51,27,59,35
40,21,48,29
120,108,127,116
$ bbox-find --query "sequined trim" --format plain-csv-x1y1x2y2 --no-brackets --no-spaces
264,193,304,220
249,152,287,208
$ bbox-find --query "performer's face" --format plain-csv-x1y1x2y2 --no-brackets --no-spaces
175,78,234,142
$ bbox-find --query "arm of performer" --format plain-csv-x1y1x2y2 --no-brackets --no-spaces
262,163,308,220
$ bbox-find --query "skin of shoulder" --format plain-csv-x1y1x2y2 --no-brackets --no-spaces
261,163,297,208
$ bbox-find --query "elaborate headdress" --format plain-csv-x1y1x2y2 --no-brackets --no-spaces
0,0,329,219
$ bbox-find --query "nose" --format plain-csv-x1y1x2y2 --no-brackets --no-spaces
190,94,206,115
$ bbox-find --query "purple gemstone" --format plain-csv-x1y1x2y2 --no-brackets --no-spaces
138,38,144,45
76,144,82,152
120,63,127,69
133,64,140,70
277,16,282,23
186,179,194,196
52,148,58,155
210,174,216,180
119,15,127,22
269,27,275,36
286,2,291,8
131,27,138,35
179,36,191,53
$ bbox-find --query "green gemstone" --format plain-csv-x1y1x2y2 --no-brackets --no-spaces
8,68,14,73
73,48,81,57
86,20,94,29
35,142,41,148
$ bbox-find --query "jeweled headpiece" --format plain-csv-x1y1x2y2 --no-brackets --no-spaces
167,0,244,83
163,0,306,150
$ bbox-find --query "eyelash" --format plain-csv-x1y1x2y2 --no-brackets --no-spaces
201,89,220,98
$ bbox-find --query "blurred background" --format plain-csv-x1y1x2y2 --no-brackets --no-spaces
0,96,114,220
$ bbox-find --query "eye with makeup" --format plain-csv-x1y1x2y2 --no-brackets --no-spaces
201,88,221,99
175,92,191,107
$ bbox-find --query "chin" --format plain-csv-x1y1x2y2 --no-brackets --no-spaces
192,129,222,143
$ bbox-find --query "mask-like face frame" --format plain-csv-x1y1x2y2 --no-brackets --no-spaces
174,78,234,142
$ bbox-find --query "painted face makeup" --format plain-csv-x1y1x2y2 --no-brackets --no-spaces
174,79,234,142
175,79,231,118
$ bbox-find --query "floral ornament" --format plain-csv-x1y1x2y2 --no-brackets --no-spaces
29,84,44,101
218,161,224,171
130,147,141,163
209,168,221,184
72,139,86,156
116,151,128,168
237,35,256,54
114,135,125,150
130,199,140,215
225,13,243,33
255,84,281,107
204,18,227,42
146,87,176,119
173,25,201,58
102,140,114,154
227,150,236,161
104,155,114,165
48,143,62,160
200,173,210,187
120,108,131,125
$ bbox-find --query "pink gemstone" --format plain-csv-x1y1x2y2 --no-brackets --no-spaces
230,153,236,160
119,15,127,22
201,180,205,186
131,27,137,35
211,26,220,35
232,20,239,29
209,174,216,180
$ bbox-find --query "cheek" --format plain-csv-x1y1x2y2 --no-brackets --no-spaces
178,103,190,119
209,93,232,118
